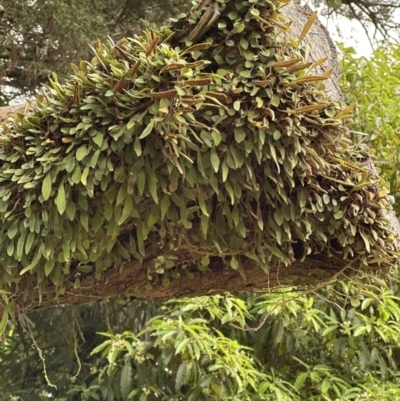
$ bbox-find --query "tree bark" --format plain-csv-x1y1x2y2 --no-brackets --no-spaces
17,252,350,313
0,0,398,315
0,104,25,122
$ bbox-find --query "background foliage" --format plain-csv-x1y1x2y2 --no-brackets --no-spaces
3,277,400,400
1,0,397,104
0,0,189,102
1,1,400,400
340,44,400,214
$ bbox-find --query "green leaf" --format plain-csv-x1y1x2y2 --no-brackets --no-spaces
210,148,220,173
120,363,132,399
116,184,127,206
134,136,142,156
76,145,88,161
77,264,93,273
236,22,245,33
80,212,89,231
221,161,228,182
230,256,239,270
147,174,158,204
160,195,170,220
353,325,367,337
81,167,89,185
44,259,55,276
234,127,246,143
42,173,52,201
259,381,270,395
333,210,344,219
0,310,8,336
175,338,190,355
66,199,76,221
200,213,209,237
20,248,42,275
65,157,76,173
90,340,112,356
7,220,18,240
197,187,209,216
360,230,371,253
200,255,210,266
295,372,308,390
71,165,82,185
274,209,283,226
175,362,187,390
137,171,145,196
322,325,338,337
321,379,331,394
25,232,35,254
118,196,133,225
139,121,154,139
16,228,27,261
92,130,103,147
361,297,373,310
56,182,67,214
212,130,222,146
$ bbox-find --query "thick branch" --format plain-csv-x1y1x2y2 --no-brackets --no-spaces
16,254,348,314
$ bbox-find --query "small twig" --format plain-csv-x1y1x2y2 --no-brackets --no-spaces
188,2,223,43
70,312,83,381
21,321,57,389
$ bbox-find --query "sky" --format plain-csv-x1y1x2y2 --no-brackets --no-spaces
318,12,376,57
310,5,400,58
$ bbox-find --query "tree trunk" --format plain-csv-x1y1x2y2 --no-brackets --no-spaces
0,0,398,315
